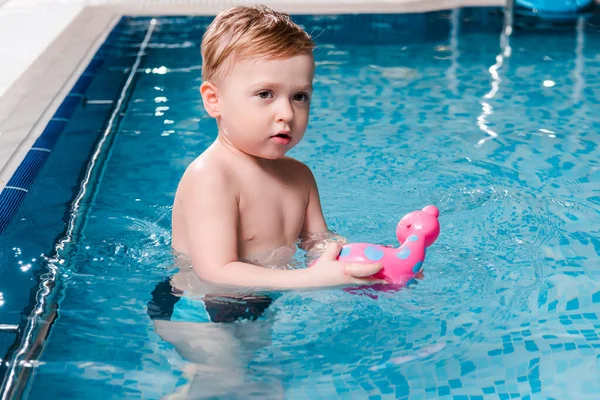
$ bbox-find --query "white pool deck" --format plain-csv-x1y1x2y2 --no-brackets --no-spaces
0,0,504,192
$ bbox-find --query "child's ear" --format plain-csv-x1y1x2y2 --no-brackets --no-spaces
200,81,220,118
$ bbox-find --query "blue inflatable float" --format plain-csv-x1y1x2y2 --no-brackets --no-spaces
516,0,594,18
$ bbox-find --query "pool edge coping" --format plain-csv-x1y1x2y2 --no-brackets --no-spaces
0,7,122,194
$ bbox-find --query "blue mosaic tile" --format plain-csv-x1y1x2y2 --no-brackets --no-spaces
335,387,350,395
524,340,539,352
454,327,467,336
564,343,577,351
449,379,462,389
488,349,502,357
438,386,451,396
379,386,393,395
564,271,585,277
503,344,515,354
361,382,376,392
529,366,540,381
566,298,580,311
529,380,542,393
482,387,495,394
460,361,476,376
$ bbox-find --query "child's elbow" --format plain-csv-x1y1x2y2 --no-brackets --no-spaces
191,260,228,284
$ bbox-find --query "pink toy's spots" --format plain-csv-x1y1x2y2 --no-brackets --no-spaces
339,247,351,257
412,261,423,273
396,247,411,259
364,246,384,261
320,205,440,287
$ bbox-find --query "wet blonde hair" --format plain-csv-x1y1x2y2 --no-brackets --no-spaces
201,5,315,83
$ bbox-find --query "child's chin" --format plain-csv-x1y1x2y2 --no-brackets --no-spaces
257,150,289,160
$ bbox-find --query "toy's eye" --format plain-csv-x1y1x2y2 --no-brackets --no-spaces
406,224,412,229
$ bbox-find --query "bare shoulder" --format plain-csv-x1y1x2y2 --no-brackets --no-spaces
176,154,235,201
172,152,238,253
278,156,315,182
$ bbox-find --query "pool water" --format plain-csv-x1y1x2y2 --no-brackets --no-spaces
2,8,600,399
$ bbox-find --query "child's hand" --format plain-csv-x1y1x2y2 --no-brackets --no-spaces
310,243,387,286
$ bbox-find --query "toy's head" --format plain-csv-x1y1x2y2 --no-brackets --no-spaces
395,205,440,247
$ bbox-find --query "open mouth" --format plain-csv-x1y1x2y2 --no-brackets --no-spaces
270,132,292,144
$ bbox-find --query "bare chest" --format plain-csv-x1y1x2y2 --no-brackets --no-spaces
237,180,307,255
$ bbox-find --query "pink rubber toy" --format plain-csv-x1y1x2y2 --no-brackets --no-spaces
338,205,440,285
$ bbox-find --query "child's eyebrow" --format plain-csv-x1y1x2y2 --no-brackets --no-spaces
249,82,313,91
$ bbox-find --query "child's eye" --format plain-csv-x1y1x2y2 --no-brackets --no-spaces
257,91,274,99
293,93,309,102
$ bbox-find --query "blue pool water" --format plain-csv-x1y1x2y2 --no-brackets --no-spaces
1,8,600,399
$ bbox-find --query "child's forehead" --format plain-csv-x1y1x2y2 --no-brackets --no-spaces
236,52,312,67
216,53,314,84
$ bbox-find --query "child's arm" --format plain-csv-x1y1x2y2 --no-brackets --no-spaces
298,164,346,253
299,164,327,236
181,169,384,289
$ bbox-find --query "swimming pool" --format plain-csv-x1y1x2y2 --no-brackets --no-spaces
1,6,599,399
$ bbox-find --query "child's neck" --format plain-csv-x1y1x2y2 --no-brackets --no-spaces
215,133,277,170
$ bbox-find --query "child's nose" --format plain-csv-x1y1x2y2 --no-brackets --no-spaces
275,99,294,123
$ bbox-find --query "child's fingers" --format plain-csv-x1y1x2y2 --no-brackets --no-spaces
351,277,388,285
321,243,342,260
344,262,383,278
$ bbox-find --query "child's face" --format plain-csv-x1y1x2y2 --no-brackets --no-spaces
210,53,314,160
